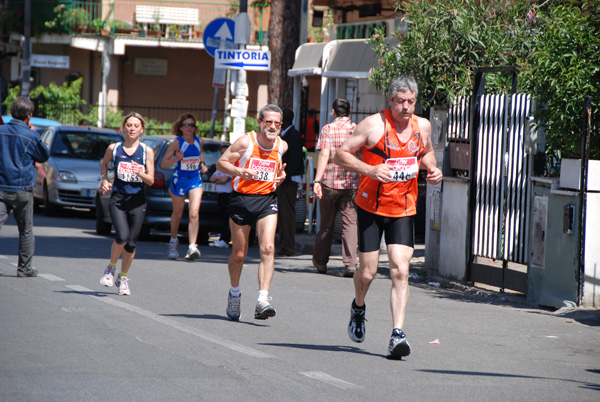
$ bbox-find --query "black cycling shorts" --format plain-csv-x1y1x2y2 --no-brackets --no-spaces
357,206,414,252
229,191,278,226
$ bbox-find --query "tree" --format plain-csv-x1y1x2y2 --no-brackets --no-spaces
267,0,300,109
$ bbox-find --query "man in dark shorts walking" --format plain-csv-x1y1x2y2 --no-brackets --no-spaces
335,76,443,359
216,104,288,321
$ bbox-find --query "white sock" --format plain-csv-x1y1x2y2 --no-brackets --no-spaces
258,290,269,302
170,237,178,243
230,287,241,297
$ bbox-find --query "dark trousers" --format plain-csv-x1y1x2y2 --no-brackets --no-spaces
217,192,231,243
0,191,35,270
313,185,358,268
276,180,299,255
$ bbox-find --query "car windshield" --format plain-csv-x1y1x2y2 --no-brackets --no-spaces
52,131,122,160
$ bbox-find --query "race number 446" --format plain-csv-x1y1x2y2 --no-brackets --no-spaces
386,157,418,182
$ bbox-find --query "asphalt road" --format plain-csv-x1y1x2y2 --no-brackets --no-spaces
1,209,599,402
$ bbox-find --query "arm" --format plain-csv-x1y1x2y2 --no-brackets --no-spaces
32,137,50,163
313,147,329,200
216,134,258,180
417,118,443,185
99,144,115,194
210,171,231,184
132,147,155,187
160,140,182,169
334,114,392,183
199,138,208,174
274,140,288,187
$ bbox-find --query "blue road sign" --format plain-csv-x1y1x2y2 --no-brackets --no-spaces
203,18,236,58
215,49,271,71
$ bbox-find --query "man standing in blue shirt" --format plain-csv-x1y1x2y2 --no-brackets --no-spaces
0,97,50,277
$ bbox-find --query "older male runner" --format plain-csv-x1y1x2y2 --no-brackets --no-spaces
335,76,443,359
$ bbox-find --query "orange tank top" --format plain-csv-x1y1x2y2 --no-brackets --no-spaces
355,110,424,217
231,131,284,195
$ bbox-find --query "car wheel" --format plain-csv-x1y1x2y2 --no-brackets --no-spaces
43,183,59,216
138,224,151,241
95,197,112,235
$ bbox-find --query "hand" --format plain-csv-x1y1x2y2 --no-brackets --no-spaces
238,168,258,181
200,163,208,174
426,167,443,185
275,163,287,186
131,161,144,176
100,179,112,195
174,150,184,161
369,164,392,183
313,182,322,200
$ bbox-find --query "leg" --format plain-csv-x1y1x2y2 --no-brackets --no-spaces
187,187,203,245
228,219,251,287
256,213,277,291
339,189,358,269
218,193,231,243
0,191,10,229
276,181,298,255
169,189,186,239
120,196,147,275
388,244,413,330
313,186,339,266
12,192,35,271
354,250,379,306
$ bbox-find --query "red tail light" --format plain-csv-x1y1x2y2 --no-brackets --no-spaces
152,171,165,189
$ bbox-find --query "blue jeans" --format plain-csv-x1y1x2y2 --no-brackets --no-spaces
0,191,35,270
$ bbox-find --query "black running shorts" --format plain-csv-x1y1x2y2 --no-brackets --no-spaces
357,206,414,252
229,191,278,226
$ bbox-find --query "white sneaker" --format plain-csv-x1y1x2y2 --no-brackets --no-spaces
185,244,201,260
213,240,229,248
168,239,179,259
116,275,130,296
100,265,116,287
254,297,276,320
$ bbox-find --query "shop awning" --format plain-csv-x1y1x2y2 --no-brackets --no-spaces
322,39,379,79
288,42,327,77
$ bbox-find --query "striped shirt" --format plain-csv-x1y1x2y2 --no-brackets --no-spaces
316,116,360,190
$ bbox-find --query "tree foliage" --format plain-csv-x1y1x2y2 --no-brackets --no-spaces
370,0,599,161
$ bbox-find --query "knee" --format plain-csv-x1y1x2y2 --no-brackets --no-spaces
231,250,246,265
172,209,184,220
389,265,409,282
189,210,199,222
124,243,136,253
260,242,275,257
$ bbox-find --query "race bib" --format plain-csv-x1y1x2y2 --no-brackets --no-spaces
181,156,200,171
386,157,418,182
117,161,145,183
249,158,277,182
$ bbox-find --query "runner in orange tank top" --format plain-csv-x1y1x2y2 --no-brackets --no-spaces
335,76,442,359
216,104,288,322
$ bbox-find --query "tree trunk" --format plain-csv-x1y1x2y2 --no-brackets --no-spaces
267,0,300,109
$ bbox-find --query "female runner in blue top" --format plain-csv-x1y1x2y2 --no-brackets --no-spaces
99,112,155,295
160,113,208,260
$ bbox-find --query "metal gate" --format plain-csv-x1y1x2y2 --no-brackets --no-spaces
447,67,534,293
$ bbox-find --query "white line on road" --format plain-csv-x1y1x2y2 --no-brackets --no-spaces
65,284,274,359
301,371,363,389
39,273,65,281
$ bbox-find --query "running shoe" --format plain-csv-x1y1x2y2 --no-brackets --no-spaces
100,265,116,287
116,275,130,296
213,240,229,248
386,328,411,359
17,267,38,277
254,298,276,320
185,244,201,260
168,239,179,259
348,300,366,342
226,291,241,321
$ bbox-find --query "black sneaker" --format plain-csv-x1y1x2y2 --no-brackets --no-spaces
17,268,38,278
386,328,411,359
348,300,366,342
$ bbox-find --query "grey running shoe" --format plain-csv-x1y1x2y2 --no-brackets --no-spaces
100,265,116,287
348,300,366,342
116,275,130,296
185,244,201,260
17,267,38,277
254,298,276,320
226,291,241,321
386,329,411,359
168,239,179,259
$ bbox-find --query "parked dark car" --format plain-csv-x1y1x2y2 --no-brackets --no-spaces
96,135,229,243
33,125,123,215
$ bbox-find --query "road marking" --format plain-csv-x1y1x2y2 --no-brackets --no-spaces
39,273,65,281
65,284,274,358
300,371,363,389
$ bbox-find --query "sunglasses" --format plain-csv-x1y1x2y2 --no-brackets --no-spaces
182,123,196,128
262,120,282,128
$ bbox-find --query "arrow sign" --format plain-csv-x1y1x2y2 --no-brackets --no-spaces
203,18,236,57
215,49,271,71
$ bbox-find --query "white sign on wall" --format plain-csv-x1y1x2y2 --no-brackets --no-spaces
31,54,70,69
134,58,168,76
